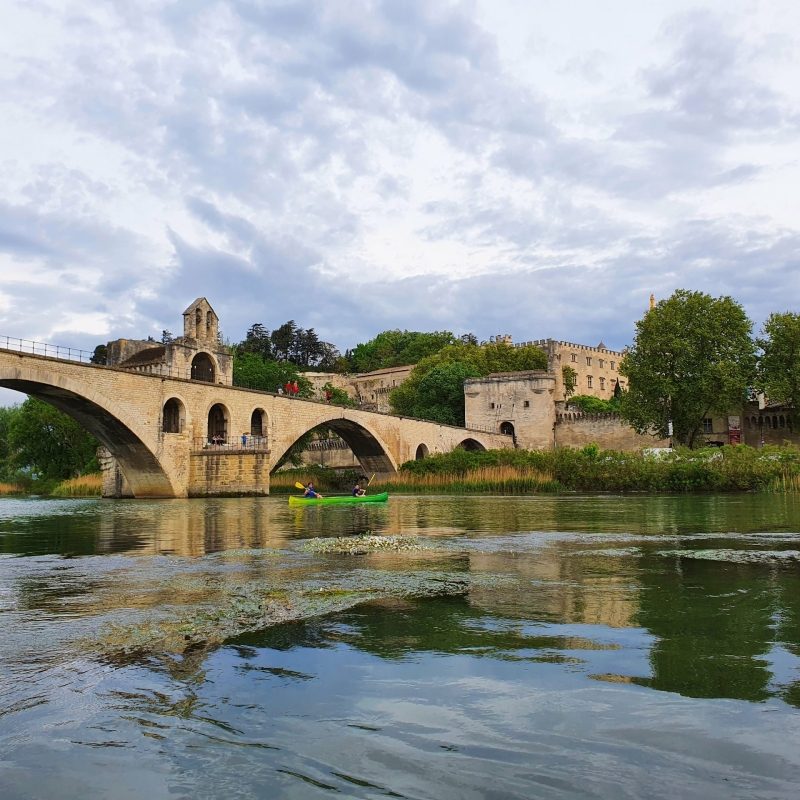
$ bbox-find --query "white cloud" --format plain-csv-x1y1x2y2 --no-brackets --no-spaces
0,0,798,369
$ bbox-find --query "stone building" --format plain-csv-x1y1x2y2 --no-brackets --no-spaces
463,370,666,451
106,298,233,390
301,364,414,413
518,339,625,402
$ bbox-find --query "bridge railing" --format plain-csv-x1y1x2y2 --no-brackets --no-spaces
465,424,513,436
0,335,95,363
191,436,270,452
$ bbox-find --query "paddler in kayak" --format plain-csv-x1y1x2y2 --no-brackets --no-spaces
351,483,366,497
303,482,323,499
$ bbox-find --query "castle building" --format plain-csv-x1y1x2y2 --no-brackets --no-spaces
517,339,625,402
106,298,233,387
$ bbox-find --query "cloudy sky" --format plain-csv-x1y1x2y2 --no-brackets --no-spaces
1,0,799,403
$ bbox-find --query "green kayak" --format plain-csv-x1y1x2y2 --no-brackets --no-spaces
288,491,389,506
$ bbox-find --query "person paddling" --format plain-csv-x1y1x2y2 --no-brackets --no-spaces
303,482,322,499
351,483,366,497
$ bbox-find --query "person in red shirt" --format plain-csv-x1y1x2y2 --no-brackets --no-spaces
293,381,299,395
285,381,292,395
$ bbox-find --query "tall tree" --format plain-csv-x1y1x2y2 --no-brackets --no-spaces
412,362,482,426
239,323,273,361
347,330,457,373
619,290,756,447
757,312,800,426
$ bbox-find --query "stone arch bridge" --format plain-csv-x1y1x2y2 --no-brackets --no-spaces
0,349,512,498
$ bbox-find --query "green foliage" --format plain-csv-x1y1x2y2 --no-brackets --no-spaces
346,330,457,373
7,398,100,481
620,290,756,448
90,344,107,365
0,405,19,481
757,312,800,422
568,394,620,413
562,365,577,398
237,320,339,369
390,341,548,419
233,353,313,397
322,382,357,407
412,362,483,426
398,444,800,493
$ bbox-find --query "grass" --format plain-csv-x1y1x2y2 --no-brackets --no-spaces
50,473,103,497
0,482,24,495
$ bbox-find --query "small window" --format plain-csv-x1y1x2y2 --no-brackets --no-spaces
599,377,605,390
702,419,713,434
599,359,605,369
571,353,577,362
586,356,592,366
490,402,495,409
523,400,530,408
610,361,616,370
587,376,593,388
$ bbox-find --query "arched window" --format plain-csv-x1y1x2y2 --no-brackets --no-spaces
195,308,202,329
500,421,515,436
207,404,229,443
206,310,213,333
191,352,215,382
250,409,267,437
162,398,185,433
780,416,785,428
758,415,764,428
745,417,751,430
773,416,779,429
415,443,429,460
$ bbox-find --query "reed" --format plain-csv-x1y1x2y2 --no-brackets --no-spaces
0,482,24,495
374,465,562,494
50,473,103,497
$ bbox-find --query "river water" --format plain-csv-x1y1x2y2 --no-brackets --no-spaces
2,494,800,798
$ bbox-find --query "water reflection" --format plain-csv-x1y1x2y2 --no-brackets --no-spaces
2,494,800,798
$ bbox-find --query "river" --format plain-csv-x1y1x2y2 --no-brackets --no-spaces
1,494,800,798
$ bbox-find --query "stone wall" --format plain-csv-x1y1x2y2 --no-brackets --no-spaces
188,451,271,496
555,412,667,451
464,371,556,450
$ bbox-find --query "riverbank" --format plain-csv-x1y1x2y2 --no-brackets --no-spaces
0,473,103,497
274,444,800,494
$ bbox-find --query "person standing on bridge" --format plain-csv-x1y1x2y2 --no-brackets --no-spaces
293,380,299,396
285,380,292,395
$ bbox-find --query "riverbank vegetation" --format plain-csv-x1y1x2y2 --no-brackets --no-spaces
274,444,800,495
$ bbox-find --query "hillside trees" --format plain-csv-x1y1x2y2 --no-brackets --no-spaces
346,330,458,373
619,290,756,447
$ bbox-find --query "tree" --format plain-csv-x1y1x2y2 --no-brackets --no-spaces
239,323,273,361
233,353,313,396
90,344,108,365
390,341,548,420
757,312,800,426
412,362,482,425
619,290,756,448
0,405,20,481
322,382,357,407
347,330,457,372
161,330,173,344
7,398,100,480
562,365,577,398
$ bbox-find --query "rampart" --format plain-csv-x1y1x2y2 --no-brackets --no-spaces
555,411,666,451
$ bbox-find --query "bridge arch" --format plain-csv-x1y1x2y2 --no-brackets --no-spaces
273,412,399,476
250,407,269,437
458,437,487,451
162,396,188,433
191,352,216,383
0,364,177,497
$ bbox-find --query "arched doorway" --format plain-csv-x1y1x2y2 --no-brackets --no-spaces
191,352,215,382
207,403,229,443
415,443,429,460
162,398,185,433
500,421,515,436
251,408,267,437
458,438,486,452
